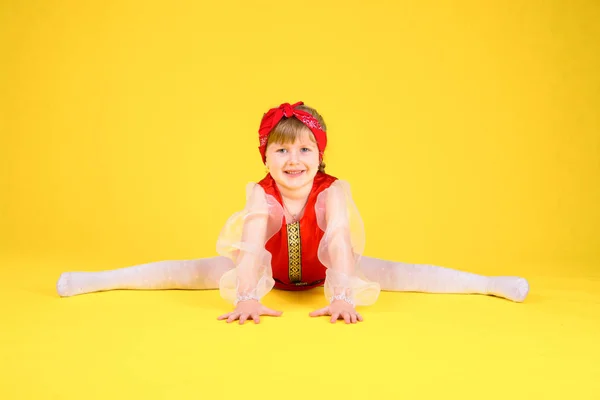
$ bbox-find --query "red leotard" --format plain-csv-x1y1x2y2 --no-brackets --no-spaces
257,172,337,291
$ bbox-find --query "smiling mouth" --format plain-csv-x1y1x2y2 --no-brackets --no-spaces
285,170,305,175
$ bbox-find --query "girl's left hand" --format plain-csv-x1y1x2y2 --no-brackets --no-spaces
309,300,363,324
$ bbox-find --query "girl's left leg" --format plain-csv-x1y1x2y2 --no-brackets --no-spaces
358,256,529,302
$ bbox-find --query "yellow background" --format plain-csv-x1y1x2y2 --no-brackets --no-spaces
1,1,599,399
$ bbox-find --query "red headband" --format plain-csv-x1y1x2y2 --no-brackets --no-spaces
258,101,327,164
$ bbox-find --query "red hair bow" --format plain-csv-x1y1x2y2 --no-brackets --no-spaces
258,101,327,163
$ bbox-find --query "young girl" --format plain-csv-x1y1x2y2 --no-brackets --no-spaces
56,101,530,324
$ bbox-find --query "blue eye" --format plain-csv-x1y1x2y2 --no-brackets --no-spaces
276,148,287,153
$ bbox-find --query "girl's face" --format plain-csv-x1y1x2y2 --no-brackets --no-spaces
265,130,320,193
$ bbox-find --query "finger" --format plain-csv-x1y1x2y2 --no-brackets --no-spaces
357,313,364,322
343,312,351,324
309,307,329,317
351,313,357,324
251,313,260,324
239,314,248,325
227,313,239,323
330,312,339,324
217,312,232,320
262,307,283,317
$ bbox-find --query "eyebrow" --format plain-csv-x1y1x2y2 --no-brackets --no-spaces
274,142,317,147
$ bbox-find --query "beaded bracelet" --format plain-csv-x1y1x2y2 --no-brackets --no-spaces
330,293,355,307
235,294,260,305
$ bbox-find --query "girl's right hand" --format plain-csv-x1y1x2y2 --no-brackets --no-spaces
217,299,283,324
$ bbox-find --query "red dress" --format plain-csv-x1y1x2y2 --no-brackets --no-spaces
258,172,337,291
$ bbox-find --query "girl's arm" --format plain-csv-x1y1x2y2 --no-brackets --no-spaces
315,180,381,308
216,183,283,307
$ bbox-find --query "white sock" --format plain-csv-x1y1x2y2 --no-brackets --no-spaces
360,257,530,302
56,257,233,297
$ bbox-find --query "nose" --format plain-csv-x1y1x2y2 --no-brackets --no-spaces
287,149,300,163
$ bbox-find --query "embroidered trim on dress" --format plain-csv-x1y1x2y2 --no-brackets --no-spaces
286,222,302,283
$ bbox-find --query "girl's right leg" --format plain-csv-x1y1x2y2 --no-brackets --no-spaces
56,256,234,297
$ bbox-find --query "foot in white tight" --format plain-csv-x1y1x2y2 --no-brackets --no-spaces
57,272,107,297
486,276,530,302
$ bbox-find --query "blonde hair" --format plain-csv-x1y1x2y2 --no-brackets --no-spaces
266,104,327,173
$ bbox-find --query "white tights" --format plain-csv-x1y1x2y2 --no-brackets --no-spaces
56,256,529,302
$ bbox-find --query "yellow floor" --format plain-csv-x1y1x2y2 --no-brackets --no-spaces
1,256,599,400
